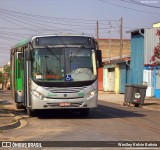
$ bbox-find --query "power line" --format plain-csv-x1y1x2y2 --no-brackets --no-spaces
0,8,129,45
0,31,34,36
0,16,40,33
120,0,160,9
0,8,120,36
0,12,97,36
0,34,22,41
98,0,160,14
0,8,115,23
0,8,122,39
0,15,54,32
0,11,97,29
0,9,121,35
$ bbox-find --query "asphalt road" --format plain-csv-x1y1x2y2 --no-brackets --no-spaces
1,91,160,149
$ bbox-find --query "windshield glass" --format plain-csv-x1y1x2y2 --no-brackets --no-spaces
31,47,97,82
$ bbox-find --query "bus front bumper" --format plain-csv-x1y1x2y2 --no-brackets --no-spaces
31,94,98,109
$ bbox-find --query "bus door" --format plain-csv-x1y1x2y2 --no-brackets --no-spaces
15,52,24,103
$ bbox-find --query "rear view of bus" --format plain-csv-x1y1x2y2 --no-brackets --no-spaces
10,35,102,116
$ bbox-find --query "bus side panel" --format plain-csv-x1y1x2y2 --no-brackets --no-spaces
24,48,32,108
24,60,31,107
10,50,15,98
15,52,24,103
24,51,27,107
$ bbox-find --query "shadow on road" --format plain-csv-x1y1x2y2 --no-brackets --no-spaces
0,100,12,105
34,101,145,119
143,103,157,106
0,92,145,120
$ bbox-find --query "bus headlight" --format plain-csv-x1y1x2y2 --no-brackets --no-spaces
31,90,44,100
85,90,97,100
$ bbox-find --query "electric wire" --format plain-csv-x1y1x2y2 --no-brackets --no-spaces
120,0,160,9
98,0,160,14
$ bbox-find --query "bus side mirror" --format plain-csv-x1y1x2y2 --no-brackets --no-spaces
26,48,31,61
96,50,103,68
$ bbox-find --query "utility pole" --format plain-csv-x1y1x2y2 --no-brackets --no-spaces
108,22,112,63
96,21,99,49
120,17,123,59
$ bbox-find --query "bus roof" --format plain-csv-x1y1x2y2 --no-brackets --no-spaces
11,38,31,49
31,34,94,40
11,34,95,49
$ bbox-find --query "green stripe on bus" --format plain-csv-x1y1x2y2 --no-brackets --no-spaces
15,59,23,91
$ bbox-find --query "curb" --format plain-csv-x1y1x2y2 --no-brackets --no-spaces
0,116,20,131
0,116,27,131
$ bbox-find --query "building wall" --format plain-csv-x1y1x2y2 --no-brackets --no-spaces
119,63,126,93
153,23,160,28
98,39,131,59
143,68,154,97
98,39,130,93
144,28,160,65
103,66,108,92
154,66,160,98
115,64,120,94
98,67,103,91
103,62,128,94
103,64,116,92
130,34,144,84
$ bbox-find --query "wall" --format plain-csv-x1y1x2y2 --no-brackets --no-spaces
98,67,103,91
154,66,160,98
144,28,160,65
130,34,144,84
153,23,160,28
103,64,116,92
98,39,130,59
143,68,154,97
115,64,120,94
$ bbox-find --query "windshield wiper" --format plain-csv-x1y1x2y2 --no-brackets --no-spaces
45,46,60,60
70,45,85,61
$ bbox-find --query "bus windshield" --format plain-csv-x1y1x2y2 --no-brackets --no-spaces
31,47,97,82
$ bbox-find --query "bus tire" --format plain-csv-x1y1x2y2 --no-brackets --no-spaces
26,108,34,117
80,108,89,117
16,103,25,109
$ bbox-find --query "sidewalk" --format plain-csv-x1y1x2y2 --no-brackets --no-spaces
98,91,160,112
0,94,21,131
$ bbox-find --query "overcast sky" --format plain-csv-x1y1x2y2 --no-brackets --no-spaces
0,0,160,67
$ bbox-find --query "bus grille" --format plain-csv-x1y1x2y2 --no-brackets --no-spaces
46,102,83,107
43,86,87,93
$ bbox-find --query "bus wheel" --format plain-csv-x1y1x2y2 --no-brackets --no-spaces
80,108,89,117
26,108,34,117
16,103,25,109
134,103,140,107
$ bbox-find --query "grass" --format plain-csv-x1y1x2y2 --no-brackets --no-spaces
0,104,4,109
11,118,17,123
0,104,10,114
0,130,3,133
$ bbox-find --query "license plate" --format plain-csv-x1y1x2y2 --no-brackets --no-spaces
60,102,70,107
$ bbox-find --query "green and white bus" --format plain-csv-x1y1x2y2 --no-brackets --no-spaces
10,35,102,116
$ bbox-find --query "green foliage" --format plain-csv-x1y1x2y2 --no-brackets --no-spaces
0,64,11,84
0,71,4,84
3,64,10,80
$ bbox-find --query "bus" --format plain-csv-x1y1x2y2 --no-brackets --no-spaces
10,35,102,116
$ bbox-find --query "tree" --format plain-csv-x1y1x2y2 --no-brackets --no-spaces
3,64,10,80
0,71,4,84
150,29,160,66
0,63,10,89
